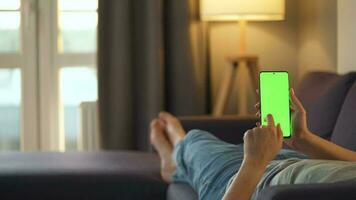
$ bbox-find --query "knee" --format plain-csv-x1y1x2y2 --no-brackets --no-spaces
185,129,217,144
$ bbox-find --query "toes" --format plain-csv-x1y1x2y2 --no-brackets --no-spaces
157,111,185,146
159,112,183,130
150,119,163,142
157,118,166,128
159,112,178,123
150,119,159,128
151,119,164,130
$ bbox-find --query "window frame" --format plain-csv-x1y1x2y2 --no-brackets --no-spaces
38,0,97,151
0,0,40,151
21,0,40,150
38,0,61,151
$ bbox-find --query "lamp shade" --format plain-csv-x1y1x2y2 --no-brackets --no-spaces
200,0,285,21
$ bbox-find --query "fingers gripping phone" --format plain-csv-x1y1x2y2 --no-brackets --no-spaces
259,71,291,138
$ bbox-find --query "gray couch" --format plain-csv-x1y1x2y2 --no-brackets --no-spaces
0,71,356,200
169,71,356,200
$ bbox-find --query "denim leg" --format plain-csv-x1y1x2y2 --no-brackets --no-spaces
275,148,308,160
172,130,244,200
171,129,308,200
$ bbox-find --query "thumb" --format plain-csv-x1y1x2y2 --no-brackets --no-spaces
290,88,305,112
276,123,283,142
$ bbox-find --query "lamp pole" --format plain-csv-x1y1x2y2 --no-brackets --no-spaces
239,20,247,54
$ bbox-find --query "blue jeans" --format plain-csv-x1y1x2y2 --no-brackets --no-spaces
172,130,308,200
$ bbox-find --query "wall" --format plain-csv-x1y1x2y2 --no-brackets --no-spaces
298,0,337,78
338,0,356,74
209,0,299,114
209,0,338,115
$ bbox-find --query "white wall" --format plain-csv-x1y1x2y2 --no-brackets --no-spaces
338,0,356,74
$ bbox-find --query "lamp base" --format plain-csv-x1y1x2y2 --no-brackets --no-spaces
212,54,259,116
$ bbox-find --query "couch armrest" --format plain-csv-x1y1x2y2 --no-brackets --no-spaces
179,115,258,144
0,152,167,200
258,180,356,200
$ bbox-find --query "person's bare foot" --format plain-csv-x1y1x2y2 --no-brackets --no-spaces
158,112,186,146
150,119,176,183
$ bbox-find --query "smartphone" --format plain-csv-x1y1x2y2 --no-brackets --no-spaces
259,71,291,138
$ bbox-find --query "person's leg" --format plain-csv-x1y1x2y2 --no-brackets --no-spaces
170,130,308,200
150,112,308,200
172,129,244,200
275,148,308,160
150,112,244,200
149,118,176,182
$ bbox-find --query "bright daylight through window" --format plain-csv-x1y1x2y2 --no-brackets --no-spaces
0,0,21,150
58,0,98,150
0,0,98,151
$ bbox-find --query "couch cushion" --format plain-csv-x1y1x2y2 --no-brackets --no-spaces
180,116,257,144
167,183,198,200
296,72,356,138
331,82,356,150
258,179,356,200
0,151,167,200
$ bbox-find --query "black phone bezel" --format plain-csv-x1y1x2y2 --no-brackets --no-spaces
259,71,292,138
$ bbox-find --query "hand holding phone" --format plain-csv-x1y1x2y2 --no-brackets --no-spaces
259,71,291,138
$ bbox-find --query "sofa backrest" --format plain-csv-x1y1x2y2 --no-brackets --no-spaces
331,81,356,151
296,72,356,138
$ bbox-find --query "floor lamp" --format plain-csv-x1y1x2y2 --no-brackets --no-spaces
200,0,285,116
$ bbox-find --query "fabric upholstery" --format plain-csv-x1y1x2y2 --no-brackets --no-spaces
296,72,356,138
167,183,198,200
180,116,257,144
257,180,356,200
0,152,167,200
331,82,356,150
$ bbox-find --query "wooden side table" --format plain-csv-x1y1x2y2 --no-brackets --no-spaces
213,54,259,116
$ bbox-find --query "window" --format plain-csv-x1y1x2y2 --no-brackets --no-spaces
0,0,21,148
60,67,98,150
0,1,21,150
58,0,98,53
58,0,98,151
0,0,38,151
0,0,98,151
0,1,20,53
0,69,21,150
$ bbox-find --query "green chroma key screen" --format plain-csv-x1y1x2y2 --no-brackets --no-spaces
259,71,291,138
